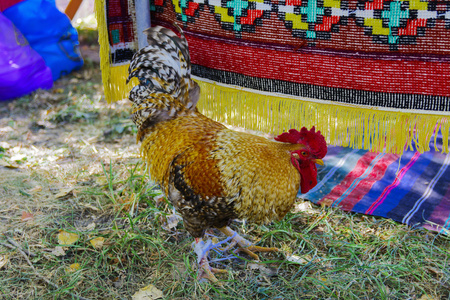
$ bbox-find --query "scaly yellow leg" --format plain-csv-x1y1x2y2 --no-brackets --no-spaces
218,226,279,260
194,238,227,284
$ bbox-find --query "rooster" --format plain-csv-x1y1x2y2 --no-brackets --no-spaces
127,25,327,283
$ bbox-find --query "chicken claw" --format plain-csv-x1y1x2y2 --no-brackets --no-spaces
198,256,227,284
219,226,279,260
194,238,227,284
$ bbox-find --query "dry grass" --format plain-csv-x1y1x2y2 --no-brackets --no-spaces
1,30,450,300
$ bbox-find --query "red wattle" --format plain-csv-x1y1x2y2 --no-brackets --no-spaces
299,163,318,193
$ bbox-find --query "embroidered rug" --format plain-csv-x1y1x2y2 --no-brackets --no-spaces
303,134,450,233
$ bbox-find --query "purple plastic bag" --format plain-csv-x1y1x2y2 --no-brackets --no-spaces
0,12,53,101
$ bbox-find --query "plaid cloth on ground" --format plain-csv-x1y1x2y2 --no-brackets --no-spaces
303,134,450,233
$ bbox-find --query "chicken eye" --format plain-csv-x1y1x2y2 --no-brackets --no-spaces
301,151,308,156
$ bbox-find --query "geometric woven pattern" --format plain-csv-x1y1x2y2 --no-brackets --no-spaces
106,0,137,65
354,0,436,50
172,0,205,23
209,0,271,35
146,0,450,158
151,0,450,114
153,0,450,50
278,0,348,41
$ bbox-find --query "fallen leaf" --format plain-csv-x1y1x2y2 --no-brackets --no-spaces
21,211,34,222
247,263,277,276
163,210,182,230
118,195,134,211
79,203,99,211
52,246,66,256
286,254,311,264
95,176,108,186
66,263,80,273
90,237,105,249
28,186,43,194
132,284,163,300
0,255,8,269
84,222,96,231
0,159,19,168
418,295,438,300
55,188,73,199
57,230,79,245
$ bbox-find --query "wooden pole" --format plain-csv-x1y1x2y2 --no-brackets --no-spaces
65,0,83,20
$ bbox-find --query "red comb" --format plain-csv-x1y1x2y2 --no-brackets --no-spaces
275,126,327,158
275,128,302,144
275,126,317,143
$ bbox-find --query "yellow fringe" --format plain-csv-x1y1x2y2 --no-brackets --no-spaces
196,80,449,155
91,9,449,156
94,0,137,102
101,64,137,102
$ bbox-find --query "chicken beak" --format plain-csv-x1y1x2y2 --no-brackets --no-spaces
314,159,324,166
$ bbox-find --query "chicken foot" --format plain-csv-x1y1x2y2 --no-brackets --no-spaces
193,227,278,283
219,226,279,260
194,238,227,284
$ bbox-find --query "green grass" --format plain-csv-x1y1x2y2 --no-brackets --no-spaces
1,30,449,300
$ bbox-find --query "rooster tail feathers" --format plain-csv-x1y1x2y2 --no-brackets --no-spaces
127,25,197,107
145,24,191,73
128,25,200,133
127,25,189,86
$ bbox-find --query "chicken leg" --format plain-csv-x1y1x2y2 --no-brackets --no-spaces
193,227,278,283
219,226,279,260
194,238,227,283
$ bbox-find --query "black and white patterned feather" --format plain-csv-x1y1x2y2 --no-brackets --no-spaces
127,25,198,106
127,25,200,134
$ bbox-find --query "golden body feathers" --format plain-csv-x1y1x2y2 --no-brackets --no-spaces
139,107,302,237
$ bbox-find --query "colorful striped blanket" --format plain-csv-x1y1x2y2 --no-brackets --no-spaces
303,134,450,233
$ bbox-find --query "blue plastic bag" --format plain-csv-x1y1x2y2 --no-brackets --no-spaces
0,12,53,101
3,0,84,81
